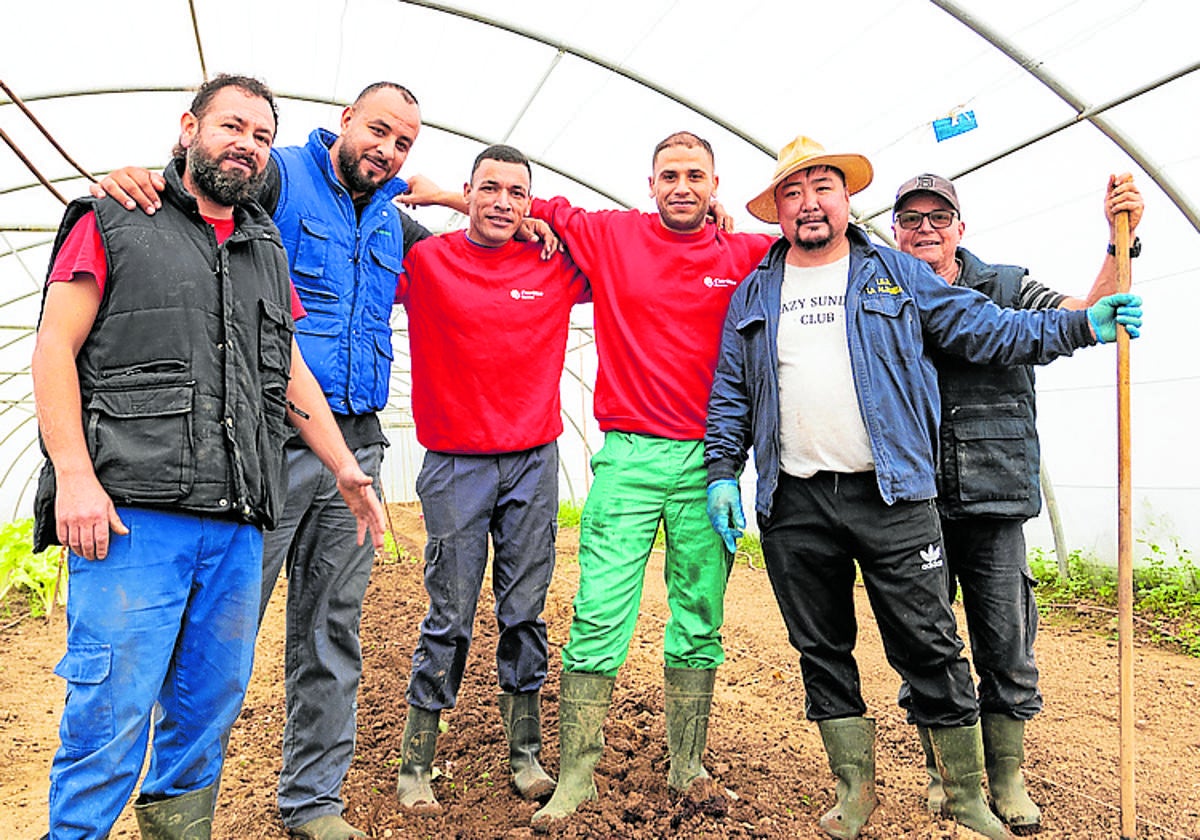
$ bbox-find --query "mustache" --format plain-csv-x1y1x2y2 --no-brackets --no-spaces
219,150,259,174
362,152,389,170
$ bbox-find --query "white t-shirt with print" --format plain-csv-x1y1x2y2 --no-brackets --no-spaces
777,255,874,478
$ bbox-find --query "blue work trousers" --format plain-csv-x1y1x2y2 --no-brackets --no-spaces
48,507,261,840
259,443,384,828
759,471,978,727
407,443,558,711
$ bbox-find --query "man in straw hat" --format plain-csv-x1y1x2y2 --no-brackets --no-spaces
891,171,1143,835
704,135,1142,840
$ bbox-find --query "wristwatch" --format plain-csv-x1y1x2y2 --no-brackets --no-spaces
1107,236,1141,258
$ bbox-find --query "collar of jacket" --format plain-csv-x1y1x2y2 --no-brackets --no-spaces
307,127,410,203
954,246,998,290
160,157,278,240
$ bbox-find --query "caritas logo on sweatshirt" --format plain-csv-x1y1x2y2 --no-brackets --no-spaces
703,276,739,289
510,289,545,300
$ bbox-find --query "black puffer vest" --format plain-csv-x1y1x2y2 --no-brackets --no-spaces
34,159,294,550
931,248,1041,520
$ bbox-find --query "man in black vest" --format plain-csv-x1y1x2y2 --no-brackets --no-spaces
891,171,1144,835
32,74,385,840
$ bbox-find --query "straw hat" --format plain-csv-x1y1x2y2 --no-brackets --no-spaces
746,135,873,223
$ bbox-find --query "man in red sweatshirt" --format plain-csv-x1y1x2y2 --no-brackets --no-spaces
528,133,774,825
392,144,590,816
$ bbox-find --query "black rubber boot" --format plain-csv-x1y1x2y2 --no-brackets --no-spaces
982,713,1042,835
530,672,614,830
816,717,879,839
499,691,556,800
917,725,946,813
395,706,442,815
134,785,215,840
930,722,1015,840
664,667,717,795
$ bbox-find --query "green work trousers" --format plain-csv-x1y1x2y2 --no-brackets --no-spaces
562,432,732,675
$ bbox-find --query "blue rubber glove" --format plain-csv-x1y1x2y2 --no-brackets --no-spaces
1087,293,1143,343
706,479,745,554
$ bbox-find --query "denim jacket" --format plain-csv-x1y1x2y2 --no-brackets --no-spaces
704,226,1095,518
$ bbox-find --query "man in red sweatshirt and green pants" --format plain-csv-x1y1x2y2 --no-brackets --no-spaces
521,132,776,826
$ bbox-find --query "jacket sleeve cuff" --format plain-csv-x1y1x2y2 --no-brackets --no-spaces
706,458,740,485
1074,309,1099,347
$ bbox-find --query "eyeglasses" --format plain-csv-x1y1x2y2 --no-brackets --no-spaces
895,209,957,230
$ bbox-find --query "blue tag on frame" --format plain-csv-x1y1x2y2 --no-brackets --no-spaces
933,110,978,142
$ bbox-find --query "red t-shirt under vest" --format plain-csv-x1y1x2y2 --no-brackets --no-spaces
49,211,307,320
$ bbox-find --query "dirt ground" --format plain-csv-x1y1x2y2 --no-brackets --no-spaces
3,502,1200,839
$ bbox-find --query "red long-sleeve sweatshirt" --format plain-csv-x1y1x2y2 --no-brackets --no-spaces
398,230,589,454
531,197,774,441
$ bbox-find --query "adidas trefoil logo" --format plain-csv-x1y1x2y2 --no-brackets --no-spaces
920,544,944,571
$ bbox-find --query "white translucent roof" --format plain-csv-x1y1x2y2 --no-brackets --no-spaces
3,0,1197,560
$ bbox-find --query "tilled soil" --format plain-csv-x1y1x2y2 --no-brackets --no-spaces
3,503,1200,839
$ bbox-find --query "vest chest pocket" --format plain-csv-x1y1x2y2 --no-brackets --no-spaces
87,380,195,502
256,299,295,519
367,244,404,316
258,299,294,376
292,216,329,278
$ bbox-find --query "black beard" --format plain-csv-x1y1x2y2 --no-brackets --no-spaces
792,217,833,251
337,144,381,196
188,148,265,207
797,234,833,251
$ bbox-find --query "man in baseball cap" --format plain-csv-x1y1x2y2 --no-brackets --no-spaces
892,170,1144,835
705,134,1143,839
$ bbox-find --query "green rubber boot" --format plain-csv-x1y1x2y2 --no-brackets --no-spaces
134,785,214,840
816,717,879,839
930,723,1015,840
664,667,716,794
917,725,946,813
530,672,615,830
395,706,442,815
982,713,1042,835
499,691,556,800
